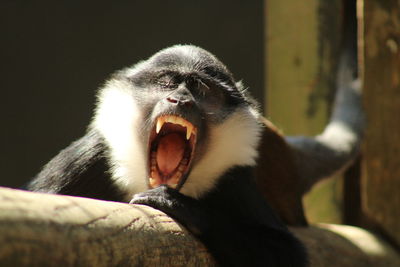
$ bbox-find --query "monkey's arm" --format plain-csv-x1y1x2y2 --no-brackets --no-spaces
287,76,363,194
27,130,125,202
285,5,363,195
131,169,307,267
255,5,363,226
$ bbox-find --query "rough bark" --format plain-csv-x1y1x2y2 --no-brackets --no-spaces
0,187,398,267
361,0,400,245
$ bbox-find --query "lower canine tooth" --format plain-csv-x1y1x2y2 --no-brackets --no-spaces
167,181,178,188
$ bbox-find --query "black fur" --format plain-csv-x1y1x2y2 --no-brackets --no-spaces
28,45,308,266
131,166,307,267
28,130,125,201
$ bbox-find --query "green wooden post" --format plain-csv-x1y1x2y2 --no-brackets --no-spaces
264,0,343,223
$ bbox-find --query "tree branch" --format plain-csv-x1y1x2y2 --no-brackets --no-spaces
0,187,398,266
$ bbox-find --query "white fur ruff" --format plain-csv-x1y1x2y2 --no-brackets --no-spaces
181,107,262,198
93,80,262,199
92,80,148,200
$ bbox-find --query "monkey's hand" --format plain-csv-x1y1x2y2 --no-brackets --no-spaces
130,185,306,267
129,185,209,236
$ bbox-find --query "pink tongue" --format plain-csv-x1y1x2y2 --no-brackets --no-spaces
156,133,185,176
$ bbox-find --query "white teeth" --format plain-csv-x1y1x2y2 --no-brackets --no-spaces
155,115,196,139
156,118,163,133
169,116,177,124
186,124,193,140
152,115,196,189
166,181,178,189
178,165,185,172
150,152,156,170
175,117,184,126
149,177,157,187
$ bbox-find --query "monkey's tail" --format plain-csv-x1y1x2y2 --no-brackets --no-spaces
286,1,364,194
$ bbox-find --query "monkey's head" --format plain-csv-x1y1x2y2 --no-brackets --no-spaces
93,45,262,199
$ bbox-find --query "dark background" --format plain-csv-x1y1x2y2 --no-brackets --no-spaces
0,1,264,188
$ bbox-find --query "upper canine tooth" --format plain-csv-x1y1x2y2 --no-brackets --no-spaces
156,117,164,133
186,124,193,140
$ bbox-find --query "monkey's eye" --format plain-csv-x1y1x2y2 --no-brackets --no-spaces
188,78,209,91
185,77,210,96
155,75,179,89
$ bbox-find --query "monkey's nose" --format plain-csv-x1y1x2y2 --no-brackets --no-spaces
166,97,194,107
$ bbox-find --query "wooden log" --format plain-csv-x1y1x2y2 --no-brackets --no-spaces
361,0,400,245
0,187,399,266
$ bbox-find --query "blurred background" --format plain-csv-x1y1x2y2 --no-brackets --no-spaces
0,0,264,188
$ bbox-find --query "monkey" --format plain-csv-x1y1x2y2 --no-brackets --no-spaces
28,45,308,266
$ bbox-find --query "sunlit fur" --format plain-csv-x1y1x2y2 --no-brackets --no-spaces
92,79,148,200
93,77,262,200
181,107,262,198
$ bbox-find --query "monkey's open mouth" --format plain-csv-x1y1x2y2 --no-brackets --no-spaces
148,115,197,189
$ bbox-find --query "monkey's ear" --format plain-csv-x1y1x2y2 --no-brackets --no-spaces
235,81,250,95
255,117,308,226
235,81,244,90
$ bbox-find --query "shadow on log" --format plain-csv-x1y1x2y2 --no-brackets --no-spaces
0,187,399,267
